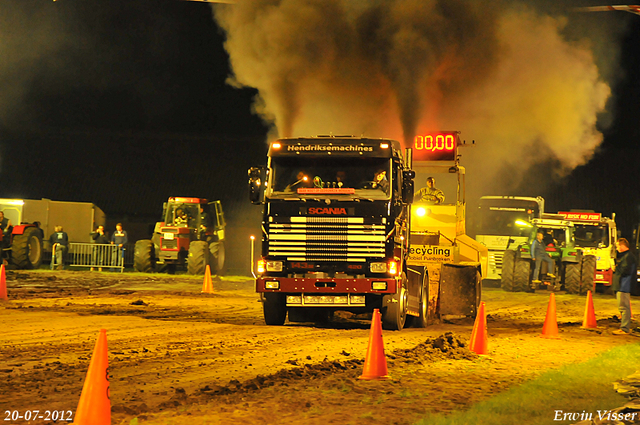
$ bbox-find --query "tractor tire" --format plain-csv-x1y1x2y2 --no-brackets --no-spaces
581,255,597,295
11,227,43,269
382,273,408,331
209,241,226,275
133,239,155,273
188,241,210,275
513,258,531,292
263,293,287,325
501,250,516,292
564,262,581,294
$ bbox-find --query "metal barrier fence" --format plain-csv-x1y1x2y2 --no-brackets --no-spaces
66,243,125,272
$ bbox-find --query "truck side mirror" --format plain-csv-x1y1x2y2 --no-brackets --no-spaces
402,170,415,204
248,167,266,205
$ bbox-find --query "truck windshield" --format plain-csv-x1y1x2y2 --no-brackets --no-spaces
475,198,541,237
268,157,392,200
574,224,608,247
477,210,535,237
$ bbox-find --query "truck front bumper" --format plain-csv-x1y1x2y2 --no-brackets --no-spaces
256,277,397,294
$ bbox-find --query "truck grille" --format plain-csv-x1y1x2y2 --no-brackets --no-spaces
267,217,386,262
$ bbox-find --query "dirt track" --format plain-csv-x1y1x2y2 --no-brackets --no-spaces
0,270,636,424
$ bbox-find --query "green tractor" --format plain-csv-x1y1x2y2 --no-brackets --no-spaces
501,217,596,294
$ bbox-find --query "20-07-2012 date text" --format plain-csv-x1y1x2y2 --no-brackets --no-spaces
4,410,73,422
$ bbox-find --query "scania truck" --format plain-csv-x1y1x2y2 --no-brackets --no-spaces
248,136,416,330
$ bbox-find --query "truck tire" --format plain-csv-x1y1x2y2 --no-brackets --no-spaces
188,241,210,275
501,250,516,292
263,293,286,325
134,239,155,273
382,273,408,331
11,227,43,269
513,258,531,292
564,262,581,294
414,280,429,328
209,241,226,275
581,255,597,295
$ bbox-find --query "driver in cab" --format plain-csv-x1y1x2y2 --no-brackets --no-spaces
174,209,189,226
414,177,444,204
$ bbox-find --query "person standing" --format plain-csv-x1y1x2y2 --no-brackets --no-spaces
531,230,556,283
0,211,12,255
414,177,444,204
91,225,110,271
49,225,69,270
111,223,128,269
612,238,637,335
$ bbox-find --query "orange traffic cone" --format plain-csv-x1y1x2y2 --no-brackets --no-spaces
469,301,488,355
0,264,7,301
74,329,110,425
358,308,389,380
581,290,597,329
201,265,214,294
541,293,560,339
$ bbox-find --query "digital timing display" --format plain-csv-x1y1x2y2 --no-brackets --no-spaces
412,132,458,161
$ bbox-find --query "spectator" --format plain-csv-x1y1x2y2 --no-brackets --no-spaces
0,210,12,254
531,230,556,283
612,238,637,335
111,223,128,269
91,225,110,271
49,225,69,270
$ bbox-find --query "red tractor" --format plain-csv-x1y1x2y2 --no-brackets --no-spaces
0,224,44,269
134,197,226,275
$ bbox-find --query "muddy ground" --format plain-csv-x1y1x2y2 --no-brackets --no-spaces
0,270,637,424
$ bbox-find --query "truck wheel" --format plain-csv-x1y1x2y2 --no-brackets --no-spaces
263,293,286,325
581,255,597,295
382,273,408,331
134,240,155,273
11,227,43,269
513,258,531,292
414,281,429,328
187,241,210,275
564,262,581,294
208,241,226,275
501,250,516,292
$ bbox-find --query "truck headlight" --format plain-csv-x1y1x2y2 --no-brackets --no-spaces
372,281,387,290
265,280,280,289
370,262,387,273
266,261,283,272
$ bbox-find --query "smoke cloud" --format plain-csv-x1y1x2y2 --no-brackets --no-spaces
214,0,619,195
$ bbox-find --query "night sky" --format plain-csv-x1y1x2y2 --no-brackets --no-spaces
1,0,640,254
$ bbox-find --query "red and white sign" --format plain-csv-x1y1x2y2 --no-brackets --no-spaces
558,211,602,221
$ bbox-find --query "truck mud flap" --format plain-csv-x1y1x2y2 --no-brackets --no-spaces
439,264,480,317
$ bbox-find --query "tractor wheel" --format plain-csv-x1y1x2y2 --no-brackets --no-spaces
187,241,210,275
564,262,581,294
581,255,597,295
513,258,531,292
208,241,226,275
133,239,155,273
263,293,287,325
382,273,408,331
11,227,43,269
501,250,516,292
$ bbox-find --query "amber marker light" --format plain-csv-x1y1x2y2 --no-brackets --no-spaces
272,142,282,149
257,259,266,274
388,260,398,275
